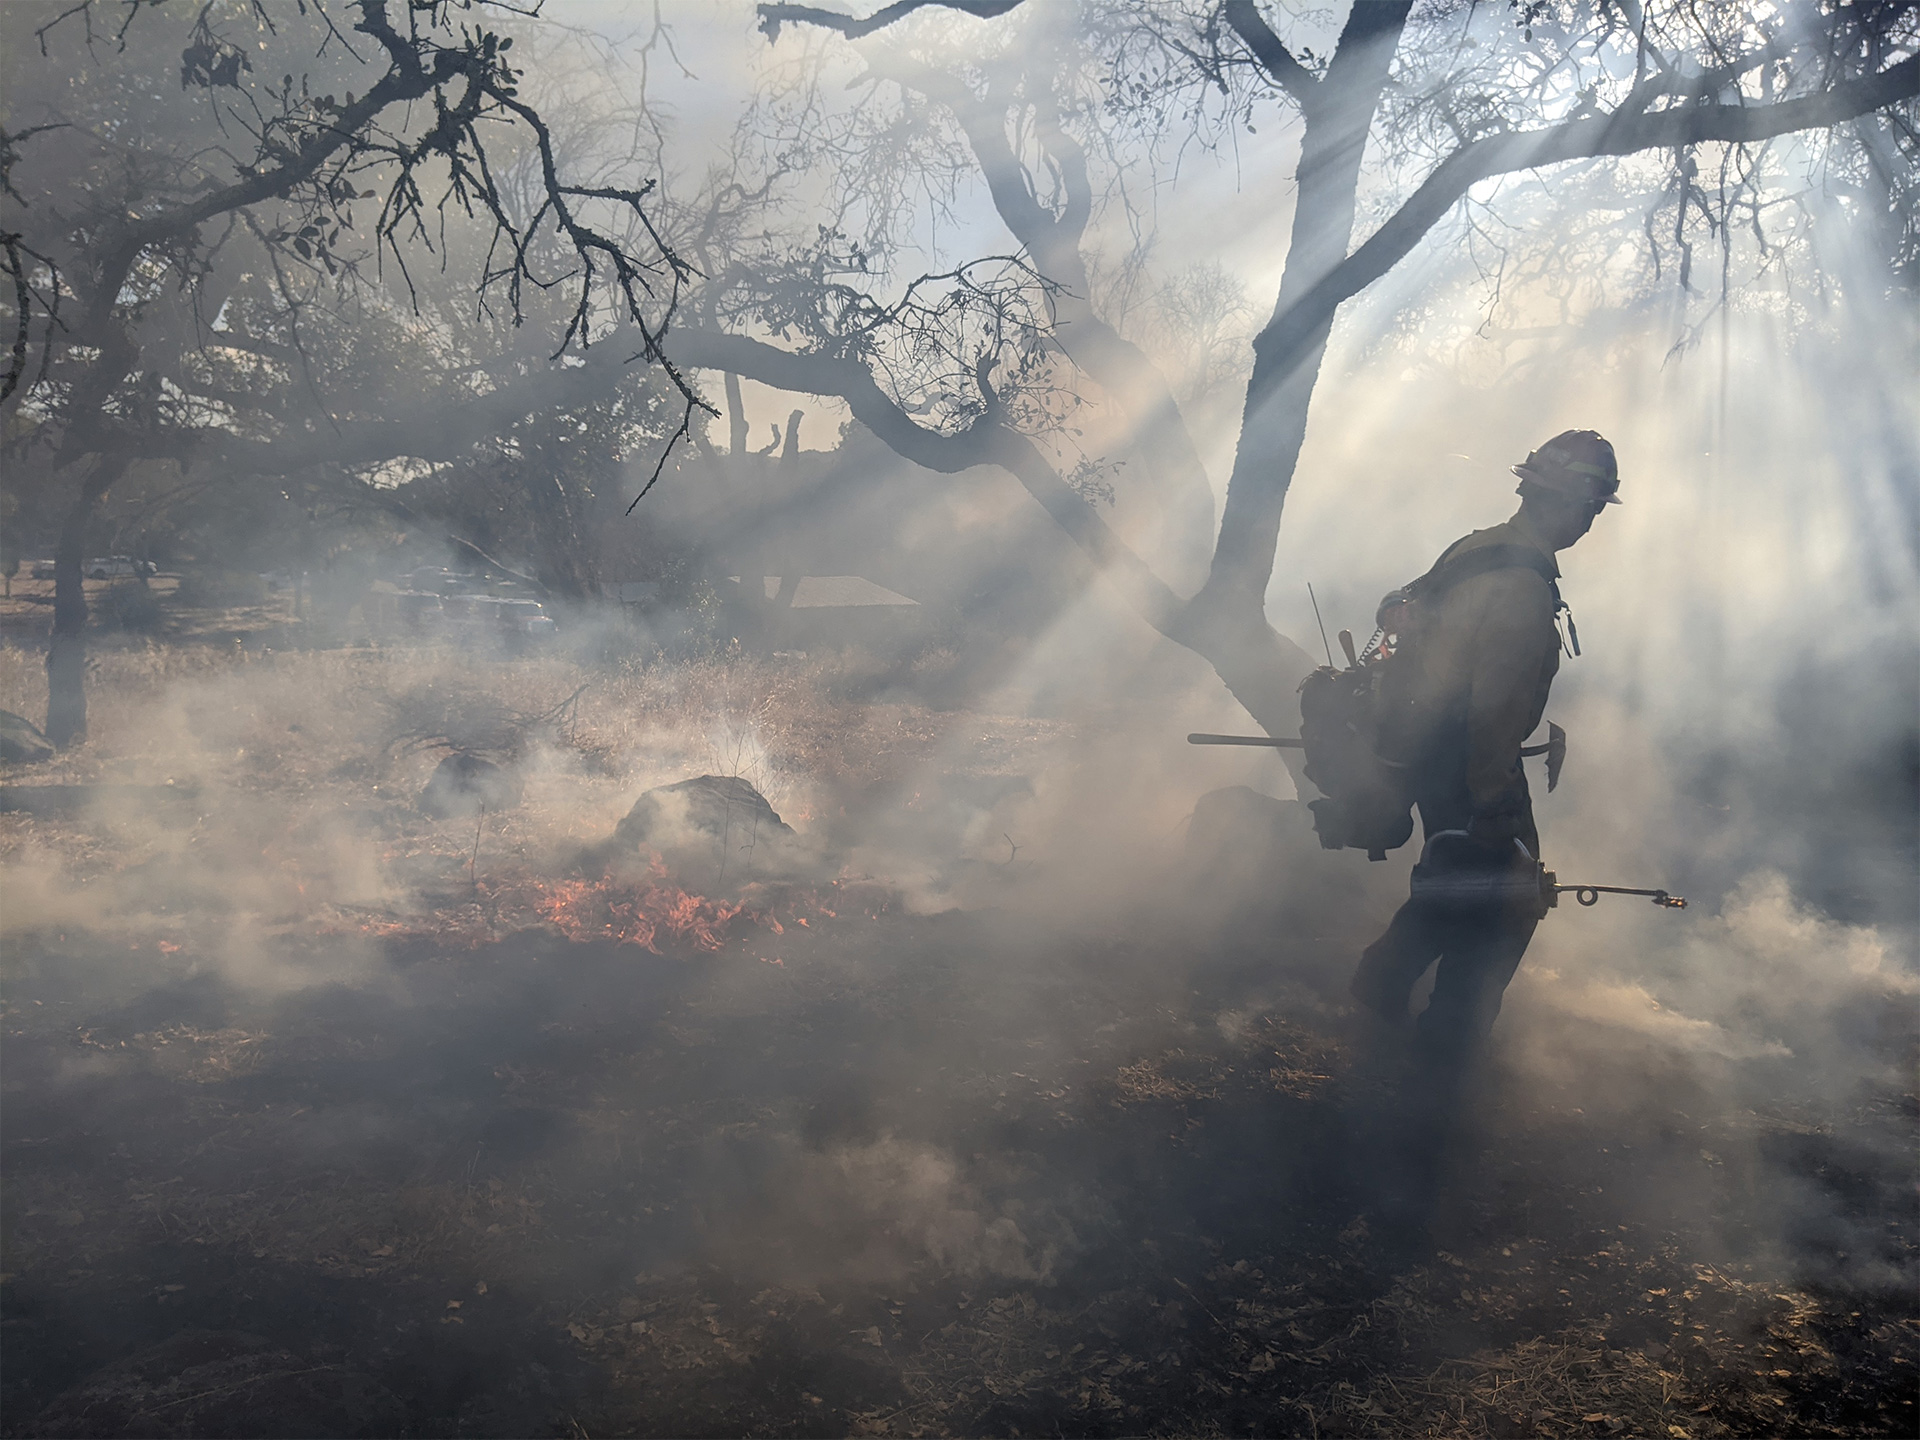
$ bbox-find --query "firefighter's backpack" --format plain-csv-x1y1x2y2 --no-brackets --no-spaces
1299,543,1562,860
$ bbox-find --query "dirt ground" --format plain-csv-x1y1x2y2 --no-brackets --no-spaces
1,621,1914,1438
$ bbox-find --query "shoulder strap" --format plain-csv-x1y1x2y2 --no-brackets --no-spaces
1407,542,1557,599
1406,542,1580,657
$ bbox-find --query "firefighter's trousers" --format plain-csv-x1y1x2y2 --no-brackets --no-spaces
1351,897,1538,1055
1350,770,1542,1053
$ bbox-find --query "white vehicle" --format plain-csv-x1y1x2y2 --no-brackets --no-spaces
83,556,153,580
484,597,557,638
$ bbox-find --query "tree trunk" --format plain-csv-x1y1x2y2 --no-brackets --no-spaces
44,458,127,748
1166,4,1412,743
724,373,750,456
1201,2,1413,616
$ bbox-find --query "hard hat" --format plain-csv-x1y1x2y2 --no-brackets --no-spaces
1513,430,1620,505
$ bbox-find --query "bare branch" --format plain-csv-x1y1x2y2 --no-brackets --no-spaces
1221,0,1317,107
90,332,652,476
1,229,62,405
1252,54,1920,385
670,326,1182,632
625,399,697,513
757,0,1023,44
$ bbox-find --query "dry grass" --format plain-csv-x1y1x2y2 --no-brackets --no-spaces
0,640,1073,962
1352,1266,1842,1439
0,640,1054,800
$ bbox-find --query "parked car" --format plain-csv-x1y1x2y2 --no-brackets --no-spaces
83,556,154,580
30,556,154,580
494,598,557,637
457,596,556,641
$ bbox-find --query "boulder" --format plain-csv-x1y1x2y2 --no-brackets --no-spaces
0,709,54,764
603,774,810,881
614,774,794,851
418,752,522,818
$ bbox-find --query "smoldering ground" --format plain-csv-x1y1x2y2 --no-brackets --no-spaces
1,567,1914,1440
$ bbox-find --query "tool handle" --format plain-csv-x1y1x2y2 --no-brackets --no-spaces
1186,733,1306,748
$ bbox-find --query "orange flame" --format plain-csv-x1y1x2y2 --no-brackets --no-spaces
528,875,748,953
328,864,879,955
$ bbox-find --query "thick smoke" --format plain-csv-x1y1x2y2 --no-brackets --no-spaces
2,3,1912,1434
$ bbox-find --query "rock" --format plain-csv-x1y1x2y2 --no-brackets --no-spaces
0,708,54,764
602,774,810,882
419,752,522,818
614,774,794,851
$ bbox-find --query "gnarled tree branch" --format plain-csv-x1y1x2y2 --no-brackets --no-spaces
757,0,1024,44
671,327,1180,626
1252,53,1920,388
667,325,1317,741
1222,0,1317,108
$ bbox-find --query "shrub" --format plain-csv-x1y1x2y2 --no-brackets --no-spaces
95,582,165,632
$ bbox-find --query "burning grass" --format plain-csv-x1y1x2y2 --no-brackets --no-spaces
327,863,877,961
524,870,751,952
0,640,1051,974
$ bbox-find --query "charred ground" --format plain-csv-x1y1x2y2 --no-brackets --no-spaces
1,628,1914,1439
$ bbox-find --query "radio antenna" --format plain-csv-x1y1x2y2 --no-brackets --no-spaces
1307,583,1335,667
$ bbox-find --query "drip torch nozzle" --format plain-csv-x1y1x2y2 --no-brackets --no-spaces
1558,884,1687,909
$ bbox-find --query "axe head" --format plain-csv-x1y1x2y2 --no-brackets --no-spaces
1545,722,1566,792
